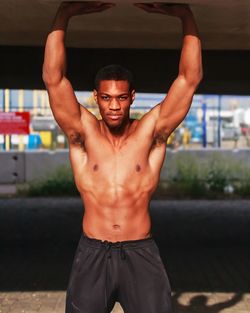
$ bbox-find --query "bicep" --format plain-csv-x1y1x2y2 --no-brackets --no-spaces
155,76,196,137
45,77,95,138
134,76,196,149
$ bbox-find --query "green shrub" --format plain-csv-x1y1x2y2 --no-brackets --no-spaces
205,153,250,196
205,155,229,193
155,153,250,199
171,155,207,198
18,165,79,197
235,173,250,197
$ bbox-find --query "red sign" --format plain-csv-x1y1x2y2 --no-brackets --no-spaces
0,112,30,135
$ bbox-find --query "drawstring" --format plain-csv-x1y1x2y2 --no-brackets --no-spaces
104,240,112,258
120,243,126,260
103,240,126,260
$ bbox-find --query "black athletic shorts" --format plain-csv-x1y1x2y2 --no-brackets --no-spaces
66,232,173,313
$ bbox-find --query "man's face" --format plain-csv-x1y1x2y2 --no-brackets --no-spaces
93,80,135,129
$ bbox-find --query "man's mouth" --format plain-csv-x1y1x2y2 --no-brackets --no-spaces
107,114,122,120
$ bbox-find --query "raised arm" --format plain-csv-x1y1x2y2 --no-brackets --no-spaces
135,3,203,142
42,1,114,142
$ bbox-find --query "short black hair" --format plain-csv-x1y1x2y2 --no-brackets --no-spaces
94,64,135,91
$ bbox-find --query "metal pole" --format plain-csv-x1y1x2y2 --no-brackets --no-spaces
202,102,207,148
3,89,6,150
218,95,222,148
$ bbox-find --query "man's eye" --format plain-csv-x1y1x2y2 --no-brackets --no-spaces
102,96,110,100
119,96,128,101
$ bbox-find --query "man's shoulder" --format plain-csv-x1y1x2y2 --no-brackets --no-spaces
135,105,160,130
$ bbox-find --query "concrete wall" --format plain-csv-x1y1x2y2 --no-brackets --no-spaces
0,148,250,184
0,152,25,184
25,150,70,182
0,150,70,184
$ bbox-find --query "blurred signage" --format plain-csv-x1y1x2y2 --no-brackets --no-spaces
0,112,30,134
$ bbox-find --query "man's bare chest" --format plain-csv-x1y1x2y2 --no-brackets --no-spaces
71,139,159,184
69,126,166,189
84,140,150,179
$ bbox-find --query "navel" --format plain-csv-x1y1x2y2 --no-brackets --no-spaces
93,164,98,171
113,224,121,230
136,164,141,172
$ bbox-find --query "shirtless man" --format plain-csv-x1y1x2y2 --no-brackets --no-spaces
43,2,202,313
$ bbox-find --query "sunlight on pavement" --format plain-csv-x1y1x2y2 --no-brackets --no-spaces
0,292,249,313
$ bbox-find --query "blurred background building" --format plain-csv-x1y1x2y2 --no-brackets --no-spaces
1,88,250,151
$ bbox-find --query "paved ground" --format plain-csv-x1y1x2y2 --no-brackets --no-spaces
0,198,250,313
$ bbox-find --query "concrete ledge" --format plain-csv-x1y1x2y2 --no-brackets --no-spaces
0,148,250,183
0,151,25,184
25,150,70,182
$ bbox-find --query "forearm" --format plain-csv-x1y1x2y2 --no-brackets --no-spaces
43,7,71,85
179,11,203,86
42,1,113,86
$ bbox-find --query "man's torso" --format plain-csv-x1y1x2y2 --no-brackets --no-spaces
69,115,166,242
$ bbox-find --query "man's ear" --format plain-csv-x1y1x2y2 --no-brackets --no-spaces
93,89,98,103
130,89,136,105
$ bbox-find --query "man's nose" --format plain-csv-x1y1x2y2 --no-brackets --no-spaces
109,98,121,110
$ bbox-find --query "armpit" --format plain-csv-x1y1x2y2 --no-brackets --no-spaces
69,132,85,150
152,131,168,147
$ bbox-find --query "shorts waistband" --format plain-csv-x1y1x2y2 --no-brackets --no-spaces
81,232,154,249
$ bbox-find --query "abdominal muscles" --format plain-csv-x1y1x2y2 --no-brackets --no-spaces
75,164,157,241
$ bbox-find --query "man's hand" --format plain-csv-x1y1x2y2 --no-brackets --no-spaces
59,1,115,18
134,2,191,18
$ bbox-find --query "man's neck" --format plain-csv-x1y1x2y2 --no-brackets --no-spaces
100,119,136,148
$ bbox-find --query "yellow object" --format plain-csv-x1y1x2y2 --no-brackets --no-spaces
167,132,174,145
182,128,191,147
40,131,52,148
